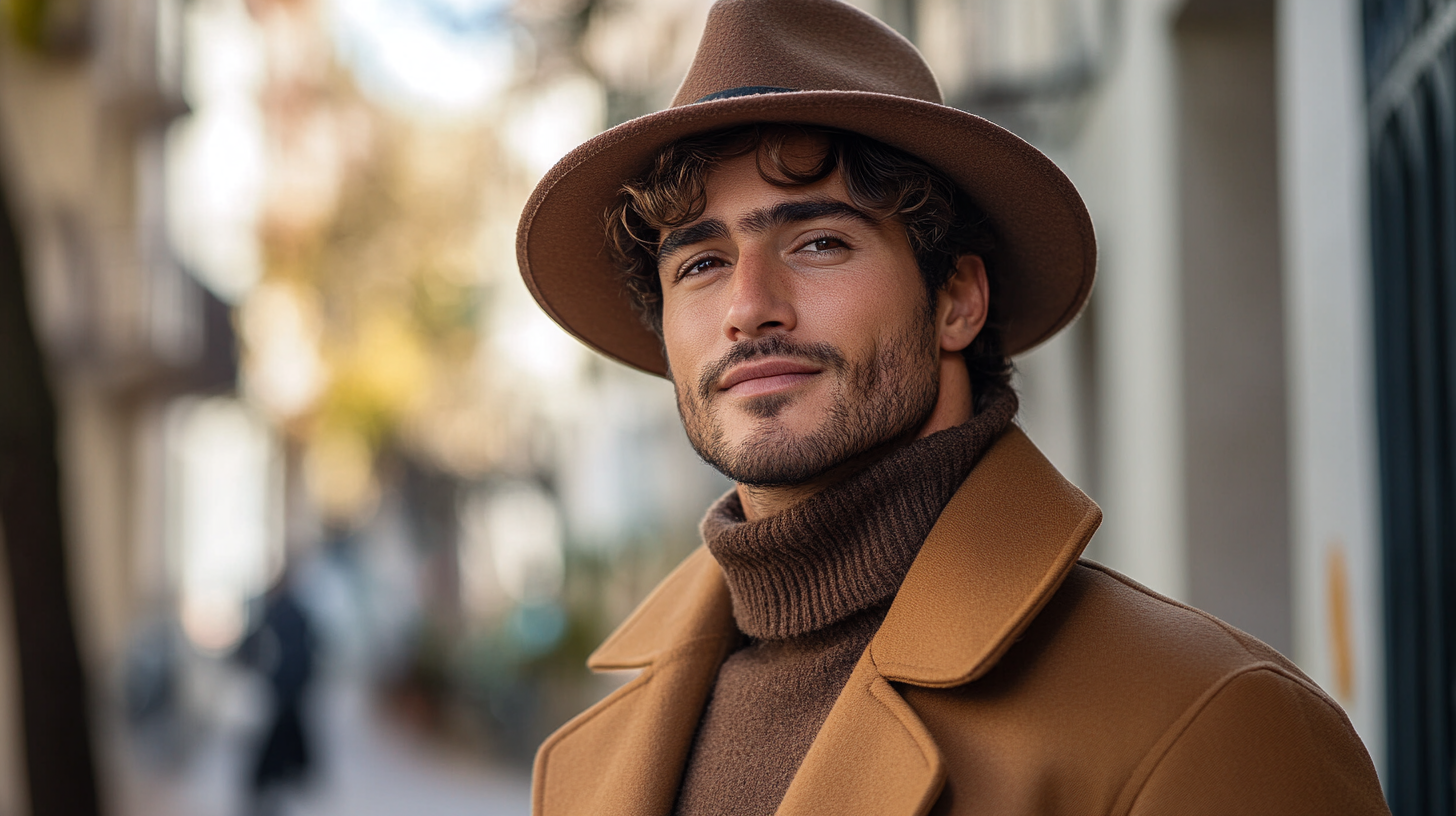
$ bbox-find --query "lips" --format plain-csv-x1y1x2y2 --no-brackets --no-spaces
718,359,823,394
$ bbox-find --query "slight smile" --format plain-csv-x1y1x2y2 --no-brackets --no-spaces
718,359,823,397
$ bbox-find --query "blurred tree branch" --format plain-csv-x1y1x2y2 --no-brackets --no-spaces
0,139,101,816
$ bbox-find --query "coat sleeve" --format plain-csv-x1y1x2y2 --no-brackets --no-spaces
1126,666,1390,816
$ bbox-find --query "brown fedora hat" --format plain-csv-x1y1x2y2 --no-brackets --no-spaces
516,0,1096,376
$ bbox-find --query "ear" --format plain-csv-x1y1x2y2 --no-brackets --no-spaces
935,254,989,353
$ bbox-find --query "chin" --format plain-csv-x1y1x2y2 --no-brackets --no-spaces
699,414,872,487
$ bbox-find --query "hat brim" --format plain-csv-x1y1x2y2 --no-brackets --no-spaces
516,89,1096,376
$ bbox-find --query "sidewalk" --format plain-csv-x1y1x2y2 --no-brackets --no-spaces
114,670,532,816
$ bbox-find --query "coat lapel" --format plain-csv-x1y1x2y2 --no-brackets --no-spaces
777,427,1102,816
775,649,947,816
536,428,1103,816
532,548,737,816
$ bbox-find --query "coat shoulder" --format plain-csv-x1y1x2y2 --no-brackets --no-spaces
905,559,1387,816
1066,559,1310,683
907,557,1331,732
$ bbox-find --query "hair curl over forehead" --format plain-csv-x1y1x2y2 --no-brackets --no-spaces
604,123,1012,412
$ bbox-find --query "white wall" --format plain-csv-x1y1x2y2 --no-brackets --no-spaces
1027,10,1388,764
1277,0,1387,776
1057,0,1188,600
1176,3,1292,657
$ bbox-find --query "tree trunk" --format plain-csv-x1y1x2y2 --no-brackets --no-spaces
0,159,102,815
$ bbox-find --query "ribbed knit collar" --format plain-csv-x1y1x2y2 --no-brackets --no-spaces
701,389,1018,640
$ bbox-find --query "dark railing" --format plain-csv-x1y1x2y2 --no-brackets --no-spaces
1364,0,1456,813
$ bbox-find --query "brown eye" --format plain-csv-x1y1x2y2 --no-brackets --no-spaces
678,255,727,280
804,236,847,252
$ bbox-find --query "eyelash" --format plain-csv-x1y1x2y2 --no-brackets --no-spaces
675,254,726,282
798,233,850,253
671,233,853,281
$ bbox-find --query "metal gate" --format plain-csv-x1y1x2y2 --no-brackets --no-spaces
1364,1,1456,812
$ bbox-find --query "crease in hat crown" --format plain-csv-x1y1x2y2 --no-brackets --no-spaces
668,0,943,107
515,0,1097,377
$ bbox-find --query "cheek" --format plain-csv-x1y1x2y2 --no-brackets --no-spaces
661,297,718,376
802,266,923,340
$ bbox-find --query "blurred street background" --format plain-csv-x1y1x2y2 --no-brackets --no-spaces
0,0,1451,814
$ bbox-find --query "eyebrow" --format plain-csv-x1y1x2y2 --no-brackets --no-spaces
741,199,879,234
658,218,730,260
656,199,881,265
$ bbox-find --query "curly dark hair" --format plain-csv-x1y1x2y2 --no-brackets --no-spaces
605,123,1012,413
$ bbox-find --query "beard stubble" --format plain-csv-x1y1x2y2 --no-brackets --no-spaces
673,322,941,487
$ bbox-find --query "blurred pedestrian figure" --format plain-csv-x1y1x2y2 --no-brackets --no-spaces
121,615,184,761
236,569,319,816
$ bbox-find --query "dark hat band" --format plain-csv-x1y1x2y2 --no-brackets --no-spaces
694,86,796,104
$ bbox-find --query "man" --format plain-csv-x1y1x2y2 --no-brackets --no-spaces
515,1,1390,814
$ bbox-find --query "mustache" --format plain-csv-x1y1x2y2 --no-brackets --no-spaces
696,335,846,402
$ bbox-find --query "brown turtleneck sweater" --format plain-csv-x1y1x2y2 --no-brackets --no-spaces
672,390,1018,816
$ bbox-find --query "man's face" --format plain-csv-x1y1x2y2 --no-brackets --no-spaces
656,142,942,487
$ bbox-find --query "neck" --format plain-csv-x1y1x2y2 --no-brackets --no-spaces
737,350,973,520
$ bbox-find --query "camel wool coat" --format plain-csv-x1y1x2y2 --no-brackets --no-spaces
532,428,1391,816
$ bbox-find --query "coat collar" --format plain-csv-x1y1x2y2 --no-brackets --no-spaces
586,544,736,671
539,427,1102,816
588,426,1101,678
870,425,1102,686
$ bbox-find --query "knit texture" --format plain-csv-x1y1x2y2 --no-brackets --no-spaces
672,389,1017,816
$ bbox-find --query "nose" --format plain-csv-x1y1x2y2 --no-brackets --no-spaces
722,249,796,341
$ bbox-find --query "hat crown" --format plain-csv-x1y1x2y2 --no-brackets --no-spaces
670,0,943,108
